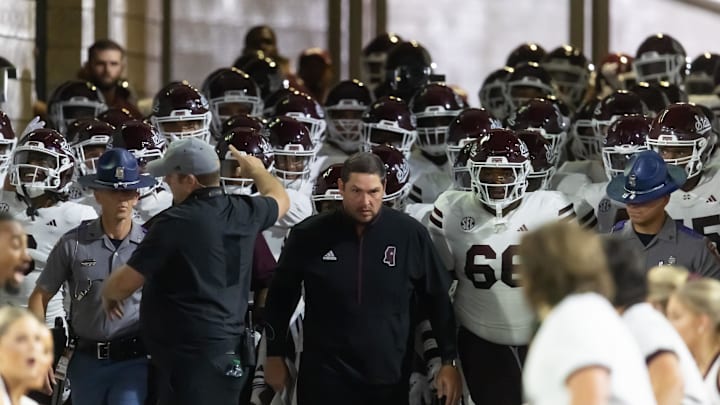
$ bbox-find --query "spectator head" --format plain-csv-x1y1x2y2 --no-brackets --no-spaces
0,306,53,393
647,265,690,315
0,213,31,294
85,39,126,91
667,278,720,352
244,26,278,59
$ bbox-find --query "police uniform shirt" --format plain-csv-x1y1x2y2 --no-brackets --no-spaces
622,303,709,405
611,215,720,278
523,292,656,405
37,218,145,341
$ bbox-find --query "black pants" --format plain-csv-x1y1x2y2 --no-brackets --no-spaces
458,326,527,405
151,349,249,405
297,353,409,405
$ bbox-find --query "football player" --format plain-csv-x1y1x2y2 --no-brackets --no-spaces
47,80,107,134
0,110,17,186
634,33,687,85
428,129,591,405
201,67,264,140
107,120,173,222
151,81,213,144
648,102,720,248
0,129,97,326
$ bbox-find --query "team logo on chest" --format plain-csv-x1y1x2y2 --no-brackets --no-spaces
460,216,476,231
383,246,396,267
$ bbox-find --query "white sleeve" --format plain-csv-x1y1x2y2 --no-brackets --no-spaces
275,189,312,228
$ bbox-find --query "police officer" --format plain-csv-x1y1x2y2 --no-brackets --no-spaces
28,148,155,405
607,150,720,277
264,152,462,405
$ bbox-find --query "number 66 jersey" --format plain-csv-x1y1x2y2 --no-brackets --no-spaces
429,189,582,346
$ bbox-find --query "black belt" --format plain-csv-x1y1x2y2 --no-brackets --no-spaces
75,336,147,361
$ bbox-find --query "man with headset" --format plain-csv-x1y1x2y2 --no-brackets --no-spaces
102,138,289,405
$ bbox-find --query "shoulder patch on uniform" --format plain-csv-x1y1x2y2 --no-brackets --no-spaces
611,220,627,233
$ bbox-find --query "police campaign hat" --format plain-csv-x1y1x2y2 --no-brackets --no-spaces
78,148,157,190
606,150,687,204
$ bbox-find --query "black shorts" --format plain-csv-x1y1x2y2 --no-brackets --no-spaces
458,326,527,405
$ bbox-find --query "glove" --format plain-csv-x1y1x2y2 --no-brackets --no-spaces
19,116,46,140
426,356,442,394
409,371,432,405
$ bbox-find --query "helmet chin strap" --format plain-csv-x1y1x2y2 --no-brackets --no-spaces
19,183,38,221
492,203,508,233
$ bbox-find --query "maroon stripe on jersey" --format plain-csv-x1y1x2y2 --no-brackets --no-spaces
559,212,577,222
433,207,444,218
586,217,598,229
558,203,574,216
429,214,443,229
580,210,595,224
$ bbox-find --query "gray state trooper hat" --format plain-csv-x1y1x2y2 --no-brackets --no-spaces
78,148,156,190
146,137,220,177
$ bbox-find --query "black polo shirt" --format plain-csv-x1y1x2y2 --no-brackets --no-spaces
128,187,278,351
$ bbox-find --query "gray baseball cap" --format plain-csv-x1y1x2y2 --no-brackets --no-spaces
146,137,220,177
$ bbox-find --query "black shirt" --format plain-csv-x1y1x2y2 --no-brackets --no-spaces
127,187,278,351
264,206,457,384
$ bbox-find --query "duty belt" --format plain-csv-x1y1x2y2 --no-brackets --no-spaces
75,336,147,361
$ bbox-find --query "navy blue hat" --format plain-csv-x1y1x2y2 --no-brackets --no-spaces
78,148,157,190
606,150,687,204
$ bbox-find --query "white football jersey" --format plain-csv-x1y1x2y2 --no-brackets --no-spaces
404,203,433,227
311,142,349,181
704,354,720,405
623,303,708,405
524,293,656,405
408,149,452,204
262,188,313,260
429,190,578,345
0,191,98,326
551,160,607,188
134,188,173,223
666,168,720,248
552,171,623,233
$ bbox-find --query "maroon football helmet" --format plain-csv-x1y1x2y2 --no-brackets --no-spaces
506,43,546,68
274,91,326,145
541,45,592,109
507,98,568,163
220,113,266,136
467,128,532,209
202,67,263,136
312,163,344,213
151,81,212,143
362,32,403,90
658,81,688,104
108,120,166,170
325,79,373,154
686,53,720,95
601,114,651,179
9,128,75,197
592,90,648,141
634,33,687,85
446,108,501,168
629,82,671,117
48,80,107,134
596,52,636,97
66,118,114,175
361,96,416,157
371,144,410,210
479,66,514,120
96,107,136,128
409,82,464,156
505,62,555,112
0,110,16,170
216,127,273,195
648,103,713,178
516,129,554,192
384,41,433,101
267,116,316,190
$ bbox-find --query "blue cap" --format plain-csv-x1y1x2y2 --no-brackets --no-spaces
606,150,687,204
78,148,157,190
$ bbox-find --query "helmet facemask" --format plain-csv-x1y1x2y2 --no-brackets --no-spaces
209,92,264,135
51,100,107,134
469,157,531,211
272,146,315,190
326,101,366,153
362,122,417,158
634,52,686,85
647,135,708,179
72,136,110,176
415,109,460,156
601,143,648,180
10,148,74,198
152,111,212,143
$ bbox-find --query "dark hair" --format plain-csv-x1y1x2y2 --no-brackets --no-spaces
602,236,648,308
88,39,125,61
341,152,386,184
244,26,276,50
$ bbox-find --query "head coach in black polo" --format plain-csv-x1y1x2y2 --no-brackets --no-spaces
263,152,462,405
101,137,289,405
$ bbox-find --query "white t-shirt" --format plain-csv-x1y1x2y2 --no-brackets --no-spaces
622,303,709,405
523,293,656,405
704,354,720,405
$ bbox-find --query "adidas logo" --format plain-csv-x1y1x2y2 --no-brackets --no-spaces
322,250,337,261
708,195,717,203
45,219,57,227
517,224,528,232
